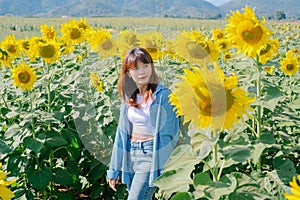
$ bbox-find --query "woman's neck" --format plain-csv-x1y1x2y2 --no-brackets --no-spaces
137,84,147,96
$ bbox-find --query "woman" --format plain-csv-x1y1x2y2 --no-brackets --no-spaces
106,47,180,200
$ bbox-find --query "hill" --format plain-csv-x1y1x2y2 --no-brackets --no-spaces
0,0,224,19
0,0,299,19
220,0,300,19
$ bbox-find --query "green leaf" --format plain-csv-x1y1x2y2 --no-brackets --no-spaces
265,86,281,101
171,192,192,200
4,124,20,138
23,136,44,153
153,144,198,198
27,166,52,191
273,157,296,184
229,172,270,199
45,131,68,147
53,168,74,185
250,143,267,165
197,174,236,200
228,192,256,200
53,191,76,200
194,171,212,186
0,139,11,154
259,134,275,144
222,146,251,163
191,132,217,159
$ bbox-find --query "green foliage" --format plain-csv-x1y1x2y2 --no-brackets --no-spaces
0,17,299,199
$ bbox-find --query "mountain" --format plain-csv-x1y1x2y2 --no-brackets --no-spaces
0,0,299,19
219,0,300,19
0,0,224,18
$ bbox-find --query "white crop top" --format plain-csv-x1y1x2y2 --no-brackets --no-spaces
127,94,154,135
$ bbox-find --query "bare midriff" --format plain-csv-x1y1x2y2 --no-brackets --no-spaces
131,132,154,141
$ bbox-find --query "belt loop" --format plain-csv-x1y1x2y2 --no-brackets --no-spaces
139,141,142,150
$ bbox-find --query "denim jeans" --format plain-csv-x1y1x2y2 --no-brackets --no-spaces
127,140,156,200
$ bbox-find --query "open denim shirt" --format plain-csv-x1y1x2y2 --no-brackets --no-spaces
106,83,180,187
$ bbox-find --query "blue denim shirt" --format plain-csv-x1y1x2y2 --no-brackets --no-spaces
106,83,180,187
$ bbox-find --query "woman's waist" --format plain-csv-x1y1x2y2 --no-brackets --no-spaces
130,132,154,142
129,135,154,150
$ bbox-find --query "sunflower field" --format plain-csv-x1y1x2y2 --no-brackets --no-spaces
0,5,299,200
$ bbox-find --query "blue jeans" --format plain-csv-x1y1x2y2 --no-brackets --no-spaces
127,140,156,200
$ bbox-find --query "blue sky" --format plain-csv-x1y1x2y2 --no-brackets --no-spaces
205,0,231,6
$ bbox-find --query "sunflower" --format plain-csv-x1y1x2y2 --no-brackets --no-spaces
11,62,38,91
61,20,86,45
173,30,218,65
78,18,91,31
162,39,179,60
225,5,272,58
56,37,74,55
212,28,225,40
116,30,139,58
0,35,20,59
137,31,164,60
29,38,61,64
90,72,103,92
0,163,16,200
280,51,299,76
284,175,300,200
258,38,280,64
223,52,233,62
85,28,118,59
169,64,255,130
0,49,12,68
40,24,57,40
216,39,229,52
18,36,31,55
264,66,274,74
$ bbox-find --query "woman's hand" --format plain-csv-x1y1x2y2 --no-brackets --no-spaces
108,177,121,191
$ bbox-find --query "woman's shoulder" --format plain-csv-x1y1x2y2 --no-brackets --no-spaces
155,83,170,93
154,83,171,99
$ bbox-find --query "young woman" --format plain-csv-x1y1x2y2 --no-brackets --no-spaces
106,47,180,200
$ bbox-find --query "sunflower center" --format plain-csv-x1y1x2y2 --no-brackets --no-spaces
70,28,81,40
225,53,232,59
238,20,263,44
78,23,87,30
47,31,55,40
186,41,209,59
144,40,157,53
128,35,138,46
259,44,271,56
101,39,113,50
39,45,56,58
7,44,16,53
199,87,234,116
217,33,224,39
286,63,295,71
219,42,227,50
22,41,30,50
18,71,30,83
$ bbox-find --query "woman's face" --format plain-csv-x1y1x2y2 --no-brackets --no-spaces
128,60,152,87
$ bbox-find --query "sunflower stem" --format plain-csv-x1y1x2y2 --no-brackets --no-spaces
212,129,219,182
255,55,262,170
45,63,52,131
1,94,9,110
114,56,118,76
29,91,36,138
213,142,219,182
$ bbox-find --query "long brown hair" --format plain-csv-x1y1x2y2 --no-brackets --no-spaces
117,47,159,107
